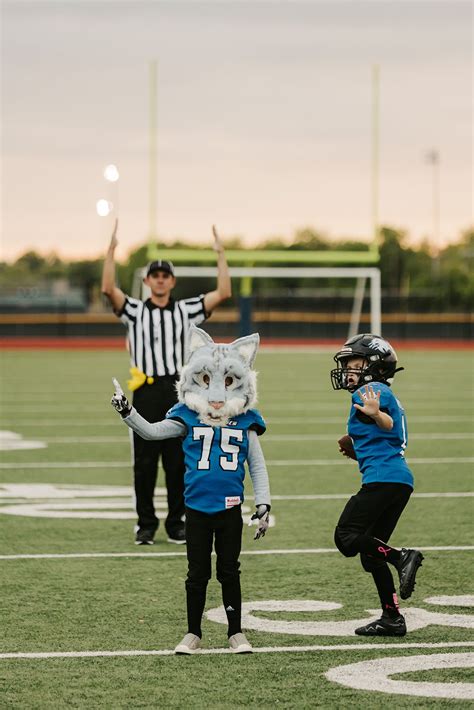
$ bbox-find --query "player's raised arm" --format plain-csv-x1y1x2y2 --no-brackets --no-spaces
101,219,126,312
203,225,232,314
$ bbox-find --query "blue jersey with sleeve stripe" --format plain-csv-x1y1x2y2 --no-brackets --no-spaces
348,382,414,488
165,403,266,514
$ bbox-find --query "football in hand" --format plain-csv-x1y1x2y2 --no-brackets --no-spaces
338,435,357,461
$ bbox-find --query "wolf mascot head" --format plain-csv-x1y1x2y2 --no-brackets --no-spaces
176,325,259,427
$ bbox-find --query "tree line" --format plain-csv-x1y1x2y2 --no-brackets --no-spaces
0,226,472,311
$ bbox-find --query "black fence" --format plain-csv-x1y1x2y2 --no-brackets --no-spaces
0,293,471,341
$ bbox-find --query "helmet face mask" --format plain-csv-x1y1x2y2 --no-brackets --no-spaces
331,357,370,392
330,334,400,392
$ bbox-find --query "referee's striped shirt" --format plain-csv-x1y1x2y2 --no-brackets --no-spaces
118,295,208,377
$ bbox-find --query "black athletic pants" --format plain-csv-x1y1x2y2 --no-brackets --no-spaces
335,482,412,611
184,505,243,638
336,482,412,553
132,377,185,536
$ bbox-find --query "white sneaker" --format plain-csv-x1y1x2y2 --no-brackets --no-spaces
174,633,201,655
228,633,253,653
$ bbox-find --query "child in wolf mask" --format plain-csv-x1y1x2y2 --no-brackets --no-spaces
331,333,424,636
111,325,271,654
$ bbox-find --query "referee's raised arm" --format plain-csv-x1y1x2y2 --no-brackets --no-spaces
101,218,126,313
203,225,232,314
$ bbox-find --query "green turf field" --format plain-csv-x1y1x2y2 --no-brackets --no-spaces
0,347,473,708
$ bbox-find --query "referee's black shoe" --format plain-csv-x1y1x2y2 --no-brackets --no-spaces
135,528,156,545
355,612,407,637
397,548,424,600
167,526,186,545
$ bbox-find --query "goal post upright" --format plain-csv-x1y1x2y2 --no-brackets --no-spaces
371,63,380,255
141,63,382,338
147,60,158,247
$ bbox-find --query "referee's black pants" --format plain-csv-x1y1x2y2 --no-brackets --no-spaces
132,377,184,536
184,505,243,638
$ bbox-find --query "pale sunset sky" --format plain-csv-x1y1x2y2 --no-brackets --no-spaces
1,0,472,262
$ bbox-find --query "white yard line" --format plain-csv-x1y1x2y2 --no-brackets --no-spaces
0,421,123,427
268,458,474,465
0,641,473,660
270,492,474,500
0,416,469,425
0,462,131,469
2,403,471,414
41,437,131,443
266,433,472,440
1,457,473,469
1,546,472,561
31,433,474,443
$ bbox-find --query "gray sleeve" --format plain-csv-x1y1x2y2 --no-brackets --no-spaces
122,408,186,440
247,429,271,506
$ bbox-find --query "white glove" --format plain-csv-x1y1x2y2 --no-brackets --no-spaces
249,504,271,540
110,378,131,417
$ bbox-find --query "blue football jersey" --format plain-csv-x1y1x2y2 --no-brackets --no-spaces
166,403,266,514
348,382,414,488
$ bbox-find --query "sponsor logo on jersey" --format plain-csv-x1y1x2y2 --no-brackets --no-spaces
225,496,241,508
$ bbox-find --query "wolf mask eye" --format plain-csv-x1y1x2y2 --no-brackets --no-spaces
225,376,233,387
193,372,210,388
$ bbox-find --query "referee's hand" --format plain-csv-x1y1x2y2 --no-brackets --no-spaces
111,377,131,417
109,218,119,251
212,225,225,254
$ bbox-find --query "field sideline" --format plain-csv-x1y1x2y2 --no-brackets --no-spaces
0,347,473,707
1,336,473,350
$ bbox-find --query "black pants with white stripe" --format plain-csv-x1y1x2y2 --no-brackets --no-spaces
132,376,184,536
184,505,243,638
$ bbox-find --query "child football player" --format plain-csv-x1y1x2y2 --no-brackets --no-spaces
111,325,271,654
331,333,424,636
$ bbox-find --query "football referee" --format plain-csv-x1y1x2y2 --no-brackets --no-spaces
102,220,231,544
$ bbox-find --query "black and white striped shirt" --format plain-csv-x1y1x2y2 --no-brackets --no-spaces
118,295,208,377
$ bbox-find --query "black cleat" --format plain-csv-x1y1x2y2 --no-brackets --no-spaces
355,613,407,637
398,548,424,599
167,527,186,545
135,529,156,545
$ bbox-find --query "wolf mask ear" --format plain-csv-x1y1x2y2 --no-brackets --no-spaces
188,324,215,356
229,333,260,367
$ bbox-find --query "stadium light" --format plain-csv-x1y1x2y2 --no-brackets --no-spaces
104,164,120,182
96,199,113,217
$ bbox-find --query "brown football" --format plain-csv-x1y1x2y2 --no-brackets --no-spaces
338,435,357,461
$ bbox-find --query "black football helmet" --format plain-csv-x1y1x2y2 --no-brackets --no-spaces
330,333,402,391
